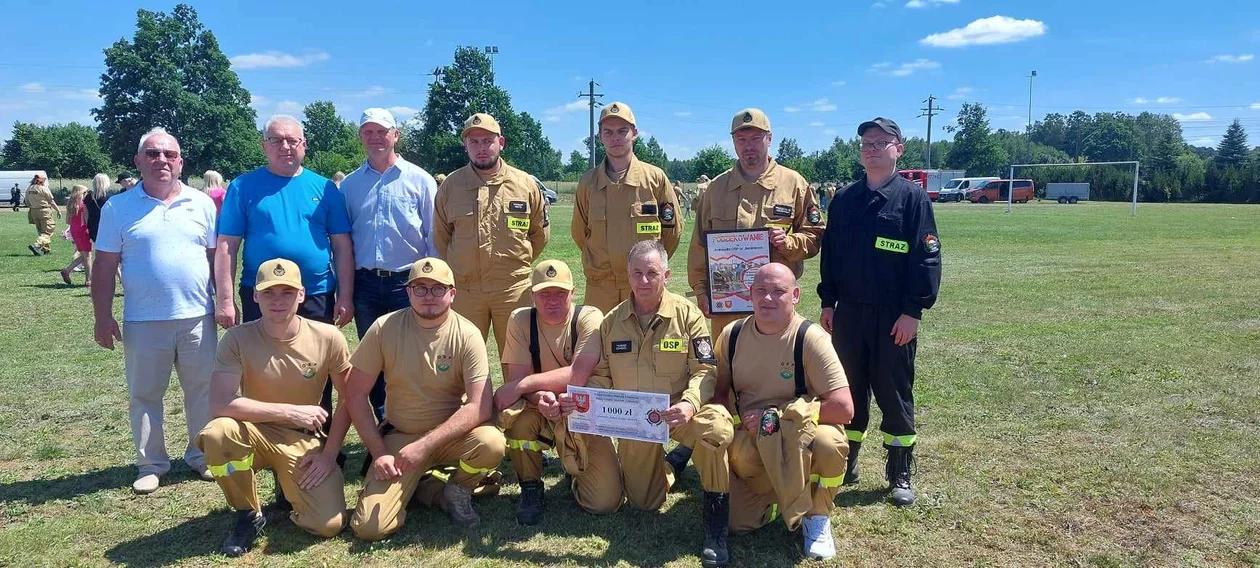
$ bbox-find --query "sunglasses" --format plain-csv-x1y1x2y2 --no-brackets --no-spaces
143,149,182,160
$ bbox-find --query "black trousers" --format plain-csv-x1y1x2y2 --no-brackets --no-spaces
240,286,336,434
831,301,917,447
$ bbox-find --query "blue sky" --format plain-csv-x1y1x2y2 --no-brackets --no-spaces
2,0,1259,161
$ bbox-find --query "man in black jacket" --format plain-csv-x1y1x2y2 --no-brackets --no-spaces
816,117,941,506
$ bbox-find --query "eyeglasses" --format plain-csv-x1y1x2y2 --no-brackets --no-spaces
860,140,899,152
143,149,181,160
265,137,305,148
408,284,450,297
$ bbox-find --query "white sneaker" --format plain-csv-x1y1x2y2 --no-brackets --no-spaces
132,473,160,494
802,514,836,560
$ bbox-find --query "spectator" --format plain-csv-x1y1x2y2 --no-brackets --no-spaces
26,174,60,256
60,185,92,286
202,170,227,213
331,171,346,188
84,173,112,248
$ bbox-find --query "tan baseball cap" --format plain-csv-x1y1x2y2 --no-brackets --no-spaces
731,108,771,134
462,113,502,137
255,258,303,291
599,101,637,128
531,259,574,292
407,257,455,287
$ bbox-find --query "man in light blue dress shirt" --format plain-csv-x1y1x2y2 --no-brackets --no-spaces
340,107,439,421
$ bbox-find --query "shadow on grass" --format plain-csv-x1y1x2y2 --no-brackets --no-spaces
0,464,134,505
835,487,890,507
104,509,236,567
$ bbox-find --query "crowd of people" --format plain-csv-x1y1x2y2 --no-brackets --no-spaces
44,102,941,566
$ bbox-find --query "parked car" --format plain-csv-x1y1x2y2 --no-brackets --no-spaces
531,175,558,204
938,176,999,202
967,179,1034,203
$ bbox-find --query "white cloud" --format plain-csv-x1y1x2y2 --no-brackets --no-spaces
784,106,802,113
808,121,826,127
1172,112,1212,122
62,89,100,101
19,82,45,93
947,87,974,100
276,100,304,115
810,98,837,112
871,59,941,77
1188,136,1216,146
1206,54,1254,64
250,94,269,109
1130,96,1181,105
1251,102,1260,110
387,106,418,117
907,0,959,7
674,111,693,117
545,116,561,123
920,16,1047,48
545,100,587,116
349,85,389,98
831,80,847,87
872,1,887,7
230,50,330,70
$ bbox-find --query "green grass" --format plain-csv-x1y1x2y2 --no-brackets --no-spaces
2,202,1260,567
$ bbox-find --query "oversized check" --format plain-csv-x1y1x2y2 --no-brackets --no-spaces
566,385,671,445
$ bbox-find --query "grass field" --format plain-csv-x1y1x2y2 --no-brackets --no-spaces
1,201,1259,567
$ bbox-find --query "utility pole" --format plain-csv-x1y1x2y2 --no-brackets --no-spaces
918,95,942,169
1026,70,1037,162
579,79,604,168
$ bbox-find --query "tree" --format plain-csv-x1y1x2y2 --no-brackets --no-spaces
1216,119,1249,169
943,103,1007,176
94,5,262,177
692,145,733,179
636,136,669,169
404,47,561,179
776,138,805,164
302,101,356,155
1,122,112,178
562,150,587,181
666,158,695,182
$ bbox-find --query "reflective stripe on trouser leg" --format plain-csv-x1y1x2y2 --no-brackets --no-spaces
847,428,867,443
195,416,260,512
882,432,917,447
503,405,551,482
450,425,507,489
809,424,849,517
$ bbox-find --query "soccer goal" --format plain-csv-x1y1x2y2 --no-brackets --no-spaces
1007,161,1140,216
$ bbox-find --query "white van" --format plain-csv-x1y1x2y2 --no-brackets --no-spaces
937,176,999,202
0,170,49,207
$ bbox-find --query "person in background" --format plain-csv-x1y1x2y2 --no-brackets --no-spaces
10,183,19,211
26,174,60,256
203,170,227,214
60,185,92,286
331,171,346,189
117,172,138,192
84,173,112,251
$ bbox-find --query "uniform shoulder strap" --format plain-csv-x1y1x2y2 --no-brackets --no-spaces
727,316,749,394
569,305,585,357
528,308,541,374
793,319,813,397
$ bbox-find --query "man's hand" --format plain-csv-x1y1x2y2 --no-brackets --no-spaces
494,383,519,412
661,401,696,428
333,296,354,328
370,454,401,481
558,392,576,417
285,405,329,432
94,317,122,350
215,302,238,329
821,307,835,333
296,448,338,489
740,410,761,434
395,440,431,473
536,391,560,420
697,293,712,318
890,314,919,347
769,227,789,250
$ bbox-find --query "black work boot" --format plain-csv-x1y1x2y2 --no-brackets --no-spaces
516,479,545,525
701,491,730,567
885,445,916,507
221,510,265,557
665,445,694,477
843,441,862,485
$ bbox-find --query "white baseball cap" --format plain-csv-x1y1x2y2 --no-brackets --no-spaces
360,108,397,129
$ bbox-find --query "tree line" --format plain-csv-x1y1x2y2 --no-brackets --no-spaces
2,4,1259,203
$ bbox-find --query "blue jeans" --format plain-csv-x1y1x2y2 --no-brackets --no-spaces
353,269,412,422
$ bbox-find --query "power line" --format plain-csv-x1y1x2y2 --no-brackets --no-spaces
578,79,603,168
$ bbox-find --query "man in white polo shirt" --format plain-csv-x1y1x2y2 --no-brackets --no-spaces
91,127,220,495
340,107,439,423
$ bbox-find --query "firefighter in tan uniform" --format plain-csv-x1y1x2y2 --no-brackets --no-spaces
346,257,506,540
25,174,60,255
572,101,683,313
713,263,853,561
491,259,617,524
434,113,549,366
196,258,353,556
563,240,734,567
687,108,824,336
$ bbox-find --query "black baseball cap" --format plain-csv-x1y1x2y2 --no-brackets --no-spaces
858,118,903,142
116,172,135,183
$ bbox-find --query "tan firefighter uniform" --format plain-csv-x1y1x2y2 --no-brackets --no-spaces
26,183,58,253
583,290,734,511
687,108,825,335
716,313,850,534
348,258,506,541
572,102,683,313
196,259,352,538
433,113,550,362
497,262,612,512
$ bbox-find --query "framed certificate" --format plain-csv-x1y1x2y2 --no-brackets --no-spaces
566,386,672,445
704,228,771,314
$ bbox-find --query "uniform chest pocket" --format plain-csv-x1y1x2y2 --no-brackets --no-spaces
874,214,908,254
503,200,531,231
654,336,688,376
448,201,479,235
763,204,794,232
630,202,661,235
587,194,608,222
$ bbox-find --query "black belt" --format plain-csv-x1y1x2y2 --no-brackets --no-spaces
358,267,408,278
